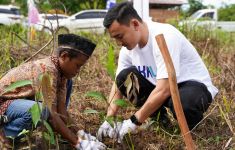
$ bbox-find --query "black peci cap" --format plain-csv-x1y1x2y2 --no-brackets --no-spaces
58,34,96,57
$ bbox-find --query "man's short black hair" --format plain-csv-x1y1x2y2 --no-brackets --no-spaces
103,1,143,28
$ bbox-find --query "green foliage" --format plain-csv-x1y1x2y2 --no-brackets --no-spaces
187,0,207,16
1,80,32,95
0,44,12,77
124,132,135,150
35,90,43,102
5,0,107,15
43,120,55,145
85,91,107,101
38,0,53,13
173,17,235,52
0,21,234,149
105,116,122,127
222,96,232,113
18,129,30,137
0,0,27,16
78,0,106,10
29,103,41,128
0,24,26,34
0,0,10,4
0,25,27,76
218,4,235,21
105,116,115,126
114,99,129,107
0,71,56,146
106,45,116,80
29,73,55,145
218,101,234,137
3,0,127,15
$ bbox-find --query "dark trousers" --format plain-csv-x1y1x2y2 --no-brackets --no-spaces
116,66,212,130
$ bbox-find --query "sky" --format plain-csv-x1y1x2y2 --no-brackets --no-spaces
181,0,235,10
202,0,235,8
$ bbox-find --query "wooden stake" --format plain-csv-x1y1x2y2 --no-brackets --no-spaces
155,34,196,150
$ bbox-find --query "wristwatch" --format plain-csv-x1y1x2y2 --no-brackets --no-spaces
130,114,142,126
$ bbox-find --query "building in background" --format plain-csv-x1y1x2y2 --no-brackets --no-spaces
149,0,187,22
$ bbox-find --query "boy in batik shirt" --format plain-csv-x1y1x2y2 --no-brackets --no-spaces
0,34,106,150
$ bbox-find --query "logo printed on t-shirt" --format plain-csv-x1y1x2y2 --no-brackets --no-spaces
137,66,156,78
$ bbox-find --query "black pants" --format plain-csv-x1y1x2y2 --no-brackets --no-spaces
116,66,212,130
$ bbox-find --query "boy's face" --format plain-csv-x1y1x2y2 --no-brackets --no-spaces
108,20,141,50
59,52,88,79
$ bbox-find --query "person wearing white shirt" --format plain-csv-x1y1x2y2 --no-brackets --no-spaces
97,1,218,142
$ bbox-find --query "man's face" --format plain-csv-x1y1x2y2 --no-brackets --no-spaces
59,53,88,79
108,20,141,50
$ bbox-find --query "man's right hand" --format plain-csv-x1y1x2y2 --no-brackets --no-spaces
97,121,117,141
75,139,106,150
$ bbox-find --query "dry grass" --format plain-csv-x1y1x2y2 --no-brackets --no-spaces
0,25,234,149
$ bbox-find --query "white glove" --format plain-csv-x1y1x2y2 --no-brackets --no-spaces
77,130,98,142
97,121,116,141
75,139,107,150
117,119,137,142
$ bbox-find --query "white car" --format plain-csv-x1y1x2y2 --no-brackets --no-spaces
33,13,69,32
179,9,235,32
58,9,107,34
0,5,23,26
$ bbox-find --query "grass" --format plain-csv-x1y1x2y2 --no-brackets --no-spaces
0,24,234,149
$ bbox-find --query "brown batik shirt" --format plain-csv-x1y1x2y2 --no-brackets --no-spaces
0,56,67,115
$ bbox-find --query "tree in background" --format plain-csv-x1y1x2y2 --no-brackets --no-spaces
218,4,235,21
0,0,108,15
39,0,123,15
0,0,10,4
0,0,126,15
186,0,207,16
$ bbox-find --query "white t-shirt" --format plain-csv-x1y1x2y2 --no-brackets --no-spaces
116,21,218,99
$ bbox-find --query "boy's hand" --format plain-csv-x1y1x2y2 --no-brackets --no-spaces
75,139,106,150
77,130,98,141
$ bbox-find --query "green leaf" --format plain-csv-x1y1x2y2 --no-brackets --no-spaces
43,120,55,145
18,129,29,137
105,116,123,127
29,103,41,127
105,116,115,127
83,109,99,114
35,91,43,101
106,45,116,80
1,80,32,95
85,91,107,101
43,132,50,141
114,99,129,108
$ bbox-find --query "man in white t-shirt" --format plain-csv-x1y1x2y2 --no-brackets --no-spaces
97,2,218,142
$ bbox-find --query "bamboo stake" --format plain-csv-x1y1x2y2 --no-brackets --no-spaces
155,34,195,150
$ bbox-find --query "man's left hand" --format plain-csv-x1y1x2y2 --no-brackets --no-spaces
116,119,137,142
